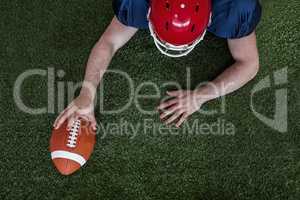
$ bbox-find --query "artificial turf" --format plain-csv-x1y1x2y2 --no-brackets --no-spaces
0,0,299,199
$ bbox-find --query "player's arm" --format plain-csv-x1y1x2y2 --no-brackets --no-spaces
54,17,138,129
158,31,260,127
80,17,137,101
197,31,260,99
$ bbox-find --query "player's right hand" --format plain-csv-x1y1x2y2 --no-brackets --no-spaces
53,95,97,131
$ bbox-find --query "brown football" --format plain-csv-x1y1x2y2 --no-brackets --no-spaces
49,119,96,175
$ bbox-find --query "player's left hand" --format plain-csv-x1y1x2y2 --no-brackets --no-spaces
158,90,204,127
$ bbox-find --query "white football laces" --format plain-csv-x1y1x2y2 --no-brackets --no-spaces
67,119,81,148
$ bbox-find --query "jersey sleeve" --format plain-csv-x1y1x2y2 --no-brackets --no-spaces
207,0,262,39
112,0,149,29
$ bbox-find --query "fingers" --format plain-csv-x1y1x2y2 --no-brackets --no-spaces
53,97,98,131
160,104,180,119
54,106,76,129
176,113,188,128
165,110,184,125
53,110,66,128
159,90,198,127
158,98,178,110
53,107,69,128
90,116,97,131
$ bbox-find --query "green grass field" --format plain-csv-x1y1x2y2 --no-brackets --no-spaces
0,0,299,199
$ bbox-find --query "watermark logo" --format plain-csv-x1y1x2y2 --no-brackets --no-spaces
250,68,288,133
97,118,235,139
12,67,288,135
12,67,227,115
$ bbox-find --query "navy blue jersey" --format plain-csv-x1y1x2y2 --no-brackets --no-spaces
113,0,262,39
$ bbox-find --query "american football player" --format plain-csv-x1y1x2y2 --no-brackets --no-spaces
54,0,262,129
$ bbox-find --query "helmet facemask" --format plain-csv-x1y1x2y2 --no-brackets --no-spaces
148,16,207,58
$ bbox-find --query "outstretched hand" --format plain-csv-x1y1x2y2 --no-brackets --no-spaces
53,95,97,131
158,90,205,127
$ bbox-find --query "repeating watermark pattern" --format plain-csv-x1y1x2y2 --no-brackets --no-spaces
12,67,288,136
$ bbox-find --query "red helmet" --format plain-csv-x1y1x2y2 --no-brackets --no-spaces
148,0,211,57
